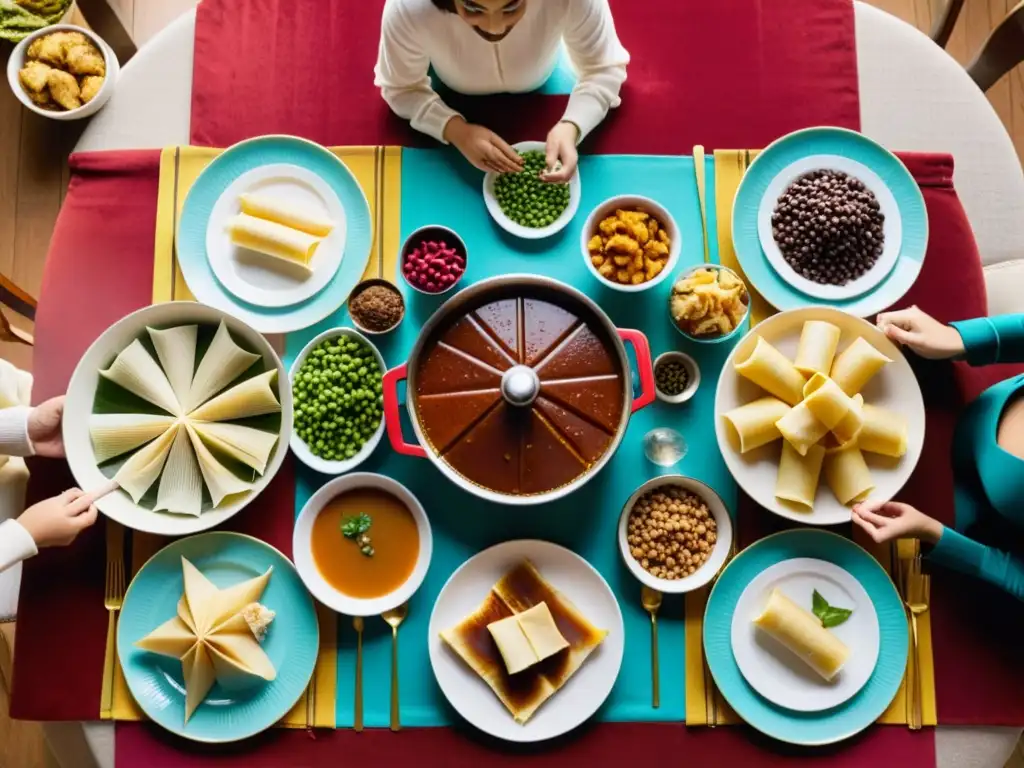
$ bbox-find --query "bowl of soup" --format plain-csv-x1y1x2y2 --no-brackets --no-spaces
292,472,432,616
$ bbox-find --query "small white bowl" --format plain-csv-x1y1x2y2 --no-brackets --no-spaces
482,140,581,240
288,327,386,475
581,194,682,293
293,472,433,617
347,278,405,335
654,351,701,404
7,24,118,120
399,224,468,297
669,263,751,344
617,476,734,594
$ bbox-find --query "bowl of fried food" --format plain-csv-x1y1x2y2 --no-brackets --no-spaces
669,264,751,343
581,195,681,292
7,24,116,119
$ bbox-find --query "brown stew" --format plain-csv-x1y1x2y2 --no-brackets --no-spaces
414,291,625,496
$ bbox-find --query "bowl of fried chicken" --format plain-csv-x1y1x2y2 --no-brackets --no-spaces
7,24,116,120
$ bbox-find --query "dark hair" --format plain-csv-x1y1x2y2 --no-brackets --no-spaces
431,0,457,11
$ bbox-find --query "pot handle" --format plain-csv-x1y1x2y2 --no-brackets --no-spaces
382,363,428,458
618,328,656,413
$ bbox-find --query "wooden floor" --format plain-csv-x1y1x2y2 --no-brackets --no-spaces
0,1,1023,766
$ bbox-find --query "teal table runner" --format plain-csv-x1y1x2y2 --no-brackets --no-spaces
284,150,743,727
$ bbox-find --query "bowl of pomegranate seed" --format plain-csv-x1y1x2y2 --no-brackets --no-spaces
399,225,468,296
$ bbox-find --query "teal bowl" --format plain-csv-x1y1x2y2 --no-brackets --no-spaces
668,264,751,344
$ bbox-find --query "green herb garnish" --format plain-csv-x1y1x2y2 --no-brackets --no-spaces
341,514,374,557
342,513,372,538
812,590,853,628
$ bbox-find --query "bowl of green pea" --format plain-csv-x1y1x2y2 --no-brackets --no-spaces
482,140,581,240
289,327,387,475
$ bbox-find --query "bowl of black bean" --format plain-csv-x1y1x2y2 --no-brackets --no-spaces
757,155,902,301
653,351,700,404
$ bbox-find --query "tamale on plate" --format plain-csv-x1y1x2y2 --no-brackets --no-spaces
439,560,607,723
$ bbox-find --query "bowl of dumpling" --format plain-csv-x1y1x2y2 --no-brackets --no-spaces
6,24,116,119
63,302,293,536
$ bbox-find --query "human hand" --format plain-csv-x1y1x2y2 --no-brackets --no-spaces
17,488,99,548
444,117,523,174
875,306,964,360
28,396,65,458
851,500,943,545
540,121,579,183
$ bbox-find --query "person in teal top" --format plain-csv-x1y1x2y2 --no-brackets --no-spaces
852,306,1024,601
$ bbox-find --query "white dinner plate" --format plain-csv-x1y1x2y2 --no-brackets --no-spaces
205,163,347,308
731,558,880,712
428,539,624,743
715,306,925,526
757,155,902,302
63,302,292,536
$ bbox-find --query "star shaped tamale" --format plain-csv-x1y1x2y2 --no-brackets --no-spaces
88,321,283,516
135,557,277,723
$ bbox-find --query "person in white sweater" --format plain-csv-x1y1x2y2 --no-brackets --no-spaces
0,396,98,575
374,0,629,182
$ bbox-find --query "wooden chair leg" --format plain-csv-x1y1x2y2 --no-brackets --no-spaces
930,0,965,49
0,309,33,347
0,276,35,324
72,0,138,66
966,0,1024,92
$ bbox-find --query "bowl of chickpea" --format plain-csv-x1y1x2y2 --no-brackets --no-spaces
617,476,734,593
581,195,682,292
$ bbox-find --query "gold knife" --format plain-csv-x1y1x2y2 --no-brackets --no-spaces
353,616,364,731
693,145,710,264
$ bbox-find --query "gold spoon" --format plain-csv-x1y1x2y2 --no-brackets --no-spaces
641,585,663,708
381,603,409,732
352,616,364,732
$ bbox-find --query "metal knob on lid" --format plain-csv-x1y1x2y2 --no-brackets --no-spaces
501,365,540,407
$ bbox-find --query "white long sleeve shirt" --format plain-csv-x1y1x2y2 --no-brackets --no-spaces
374,0,630,143
0,373,37,577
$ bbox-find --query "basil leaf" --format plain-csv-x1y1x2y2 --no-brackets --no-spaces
812,589,829,622
811,589,854,627
821,607,853,628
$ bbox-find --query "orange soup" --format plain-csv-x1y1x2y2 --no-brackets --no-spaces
311,489,419,599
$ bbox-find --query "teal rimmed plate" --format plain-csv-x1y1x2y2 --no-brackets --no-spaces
178,135,372,333
117,532,319,742
703,529,907,745
733,127,927,317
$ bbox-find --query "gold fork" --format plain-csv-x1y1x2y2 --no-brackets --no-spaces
99,520,125,719
891,540,913,727
904,552,931,730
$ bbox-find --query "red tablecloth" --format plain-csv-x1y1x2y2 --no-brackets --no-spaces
190,0,860,153
13,0,1018,765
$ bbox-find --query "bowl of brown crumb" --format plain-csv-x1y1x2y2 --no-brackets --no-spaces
347,279,406,335
7,24,117,120
617,476,734,594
